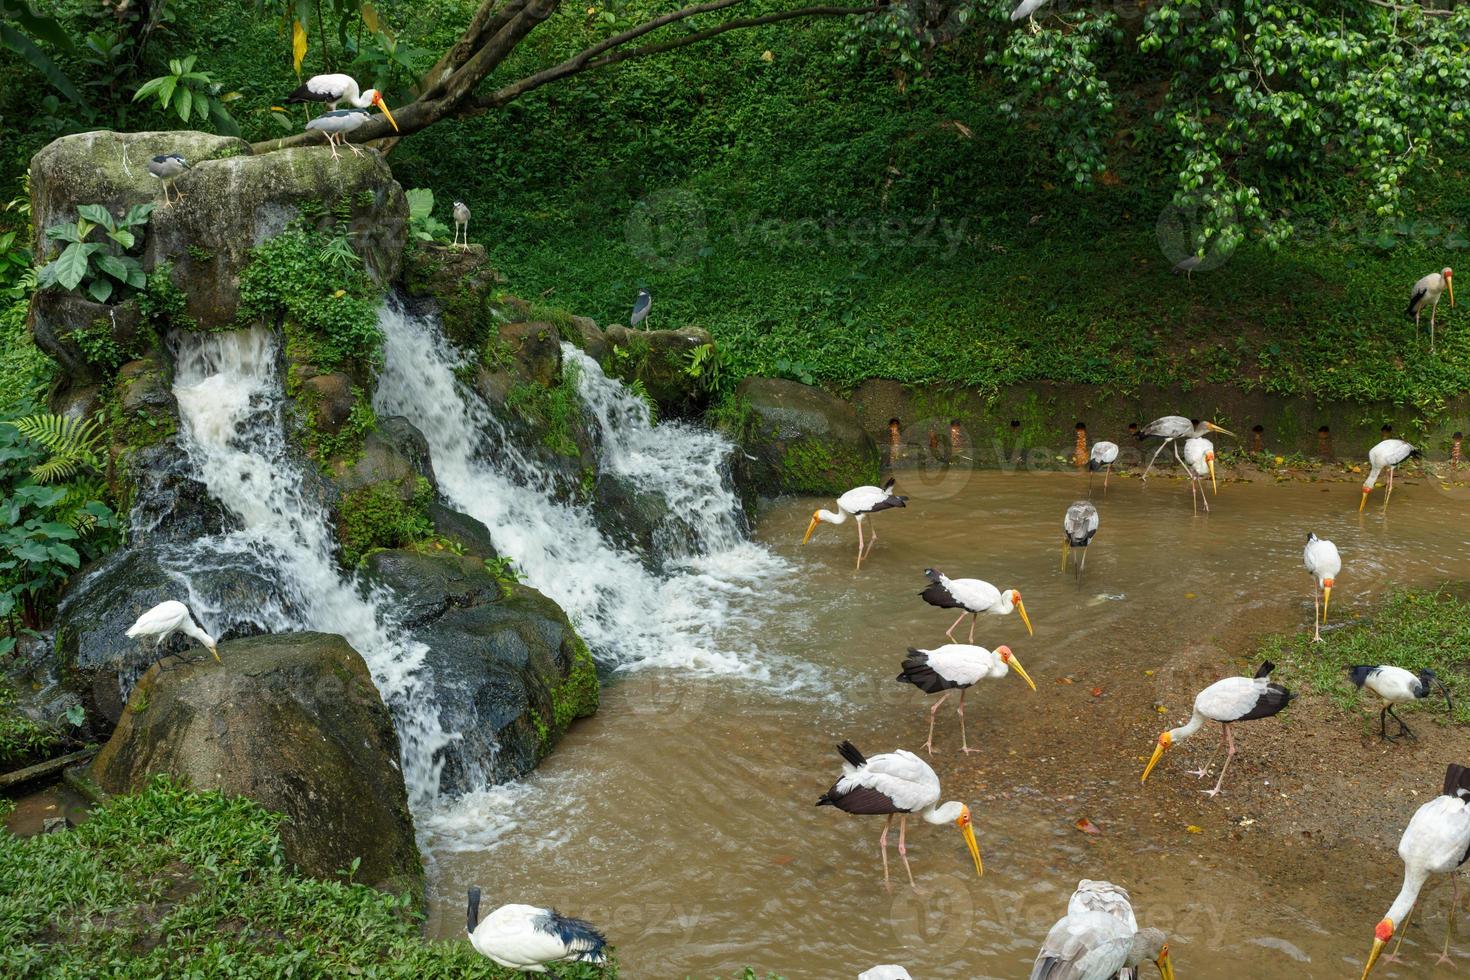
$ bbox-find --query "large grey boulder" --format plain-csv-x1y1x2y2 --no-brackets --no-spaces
89,632,423,899
603,324,714,418
732,377,881,496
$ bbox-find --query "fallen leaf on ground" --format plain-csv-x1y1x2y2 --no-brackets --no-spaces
1075,818,1102,835
1186,825,1203,834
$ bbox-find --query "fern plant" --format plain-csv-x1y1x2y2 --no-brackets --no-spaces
11,413,104,484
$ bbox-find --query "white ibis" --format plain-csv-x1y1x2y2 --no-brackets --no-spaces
816,740,983,888
1347,665,1454,740
802,478,908,570
1406,267,1453,350
919,568,1033,642
1088,440,1119,490
124,600,220,664
1359,763,1470,977
1141,660,1294,797
630,288,651,329
1010,0,1049,31
146,154,190,207
1062,500,1099,575
1182,436,1215,513
1136,416,1235,482
286,73,398,122
452,200,471,250
1031,879,1175,980
465,887,607,973
1303,533,1340,642
1360,438,1418,512
897,644,1037,754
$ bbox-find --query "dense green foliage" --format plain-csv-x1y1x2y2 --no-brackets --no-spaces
336,477,436,567
1268,588,1470,728
0,679,66,770
0,776,617,977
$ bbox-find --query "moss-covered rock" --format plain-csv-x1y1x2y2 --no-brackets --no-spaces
425,501,499,560
400,242,502,350
89,632,422,900
734,376,881,496
335,477,435,568
603,324,714,418
30,292,148,388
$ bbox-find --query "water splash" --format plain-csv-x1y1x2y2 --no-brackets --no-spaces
164,327,457,806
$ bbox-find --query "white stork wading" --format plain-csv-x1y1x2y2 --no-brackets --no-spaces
803,478,908,570
920,568,1033,643
1141,661,1294,797
146,154,190,207
1136,416,1235,483
1031,879,1175,980
1062,500,1100,576
1088,440,1119,491
1359,764,1470,977
816,741,983,888
465,887,607,974
286,73,399,120
1347,665,1454,740
125,600,220,664
897,644,1037,754
1406,267,1454,350
1181,436,1216,514
1360,438,1419,512
1302,533,1341,643
452,200,471,250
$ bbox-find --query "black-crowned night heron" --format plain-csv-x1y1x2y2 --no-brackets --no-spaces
147,153,190,207
305,109,378,159
453,200,471,250
1010,0,1050,31
630,288,651,329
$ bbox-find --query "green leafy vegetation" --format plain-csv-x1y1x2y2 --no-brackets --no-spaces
0,301,55,415
482,555,521,593
0,776,619,977
132,54,240,135
1266,588,1470,728
505,360,585,457
36,203,153,305
406,188,450,243
0,679,66,770
336,477,436,567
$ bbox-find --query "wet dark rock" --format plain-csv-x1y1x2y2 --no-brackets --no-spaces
89,632,422,899
567,316,608,362
302,372,356,435
426,502,499,560
592,472,672,571
124,442,232,546
401,243,502,351
603,325,714,418
734,376,881,496
29,292,146,386
333,416,436,499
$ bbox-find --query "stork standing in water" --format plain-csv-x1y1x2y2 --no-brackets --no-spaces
1360,438,1419,512
1347,665,1454,740
286,73,398,119
146,154,189,207
802,478,907,570
1136,416,1235,483
452,201,471,250
1406,267,1454,350
1031,879,1175,980
897,644,1037,754
1181,436,1217,514
1302,533,1340,642
816,741,983,888
1358,764,1470,977
1088,440,1119,491
1062,500,1099,576
919,568,1033,643
125,600,220,664
465,887,607,973
1141,661,1294,797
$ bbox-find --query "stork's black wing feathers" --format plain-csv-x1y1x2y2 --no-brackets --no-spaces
897,649,963,694
881,477,897,492
919,580,960,609
867,494,907,513
1443,763,1470,799
817,782,902,814
286,82,335,104
1254,660,1276,679
1237,683,1294,721
1407,286,1429,318
835,740,867,769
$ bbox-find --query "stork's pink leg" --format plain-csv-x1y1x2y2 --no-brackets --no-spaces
897,814,916,889
854,520,865,571
1313,589,1323,643
1438,872,1461,965
1104,462,1111,490
967,613,976,644
1202,724,1237,797
957,687,978,754
925,692,952,754
946,611,967,642
1141,439,1171,483
1385,466,1396,509
1384,900,1416,964
864,519,878,558
879,814,893,888
1187,725,1225,778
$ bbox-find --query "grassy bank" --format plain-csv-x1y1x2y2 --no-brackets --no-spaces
1265,588,1470,731
0,776,615,978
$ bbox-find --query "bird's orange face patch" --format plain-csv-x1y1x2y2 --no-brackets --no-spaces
1323,578,1334,588
1157,731,1173,748
1375,918,1394,942
955,807,972,828
997,646,1013,663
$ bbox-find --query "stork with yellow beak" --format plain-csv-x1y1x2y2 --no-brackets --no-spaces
1407,267,1454,351
1136,416,1236,483
801,478,907,571
919,568,1033,643
896,644,1037,754
816,740,983,889
1303,533,1340,643
1141,661,1294,798
1181,436,1216,513
1360,763,1470,978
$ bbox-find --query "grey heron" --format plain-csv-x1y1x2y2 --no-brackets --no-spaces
125,600,220,664
452,200,471,250
147,153,190,207
1062,499,1099,575
465,887,607,973
1303,533,1340,642
630,288,651,329
1136,415,1235,483
1346,665,1453,740
286,73,398,124
1360,438,1418,512
897,644,1036,755
802,478,907,571
1406,267,1453,350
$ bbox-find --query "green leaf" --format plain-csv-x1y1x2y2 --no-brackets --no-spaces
132,76,166,102
405,188,433,221
94,253,129,282
159,76,177,108
77,204,112,228
53,241,93,291
87,276,113,303
45,222,81,244
108,228,135,250
46,542,80,567
176,86,193,122
0,22,84,105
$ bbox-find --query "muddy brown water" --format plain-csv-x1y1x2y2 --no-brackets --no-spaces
422,470,1470,978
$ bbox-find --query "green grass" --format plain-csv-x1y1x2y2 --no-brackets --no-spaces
1265,588,1470,728
0,776,618,978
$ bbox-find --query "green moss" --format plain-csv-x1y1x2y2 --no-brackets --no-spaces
538,635,600,756
136,263,197,333
0,775,618,977
780,436,879,496
526,302,580,344
0,681,63,770
504,362,584,457
336,477,435,568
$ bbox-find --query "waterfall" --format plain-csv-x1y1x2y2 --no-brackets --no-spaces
374,302,797,680
163,327,456,806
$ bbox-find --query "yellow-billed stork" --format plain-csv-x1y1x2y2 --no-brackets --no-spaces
125,600,219,663
1141,660,1294,797
1360,438,1419,512
1181,436,1216,514
465,887,607,973
1088,440,1119,490
920,568,1033,642
1031,879,1175,980
286,73,398,122
802,478,907,570
1407,267,1454,350
1137,416,1235,483
1303,533,1340,642
897,644,1036,754
816,740,983,888
1359,764,1470,977
1347,665,1454,740
1063,500,1099,575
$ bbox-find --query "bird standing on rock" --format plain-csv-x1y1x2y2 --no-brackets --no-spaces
147,154,190,207
630,288,651,329
452,200,471,250
125,600,220,664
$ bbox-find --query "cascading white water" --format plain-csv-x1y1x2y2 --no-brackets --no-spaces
165,327,457,806
374,302,803,681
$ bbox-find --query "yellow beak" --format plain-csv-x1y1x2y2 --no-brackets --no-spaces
961,819,983,876
1156,952,1176,980
1359,488,1370,513
1207,456,1217,494
802,516,819,545
1016,597,1034,636
1009,655,1037,691
209,645,221,664
377,98,400,131
1141,741,1168,783
1449,279,1456,307
1204,422,1237,439
1322,585,1332,623
1361,937,1386,979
